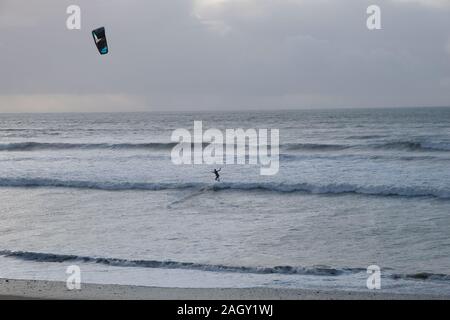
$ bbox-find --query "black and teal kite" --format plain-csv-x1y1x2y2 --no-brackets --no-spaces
92,27,108,55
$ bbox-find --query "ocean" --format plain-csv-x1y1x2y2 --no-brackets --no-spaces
0,107,449,295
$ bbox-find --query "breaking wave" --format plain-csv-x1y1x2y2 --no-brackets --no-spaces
284,141,450,152
0,250,367,276
391,272,450,281
1,141,450,152
0,178,449,199
1,250,448,282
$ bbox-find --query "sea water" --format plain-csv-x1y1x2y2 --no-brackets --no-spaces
0,108,449,295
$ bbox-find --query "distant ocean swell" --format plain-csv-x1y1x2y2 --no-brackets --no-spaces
0,142,177,151
0,178,449,199
0,250,448,281
279,154,450,162
1,141,450,152
371,141,450,152
285,141,450,152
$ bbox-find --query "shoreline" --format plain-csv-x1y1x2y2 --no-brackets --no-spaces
0,279,448,300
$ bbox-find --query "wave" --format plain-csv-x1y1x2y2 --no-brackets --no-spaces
0,142,270,152
0,250,364,276
0,178,449,199
0,178,201,191
391,272,450,281
0,142,177,151
0,141,350,153
282,141,450,152
283,141,450,152
2,140,450,153
249,141,449,153
345,135,388,140
1,250,448,282
283,143,349,151
213,182,450,199
279,153,448,162
371,141,450,152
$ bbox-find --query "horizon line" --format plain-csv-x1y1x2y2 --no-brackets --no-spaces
0,105,449,114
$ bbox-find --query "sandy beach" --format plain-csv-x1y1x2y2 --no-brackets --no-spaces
0,278,448,300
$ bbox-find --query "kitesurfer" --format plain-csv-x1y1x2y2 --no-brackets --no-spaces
212,168,221,182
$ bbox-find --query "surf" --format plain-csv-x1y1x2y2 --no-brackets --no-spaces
0,142,177,151
1,250,448,282
0,177,449,199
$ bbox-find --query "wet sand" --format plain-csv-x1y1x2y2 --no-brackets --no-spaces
0,278,448,300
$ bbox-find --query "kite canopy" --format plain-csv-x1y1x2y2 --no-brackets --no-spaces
92,27,108,55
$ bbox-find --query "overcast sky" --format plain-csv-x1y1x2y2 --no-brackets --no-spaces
1,0,449,112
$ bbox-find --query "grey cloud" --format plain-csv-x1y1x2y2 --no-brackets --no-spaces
0,0,449,111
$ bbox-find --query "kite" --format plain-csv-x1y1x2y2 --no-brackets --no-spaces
92,27,108,55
